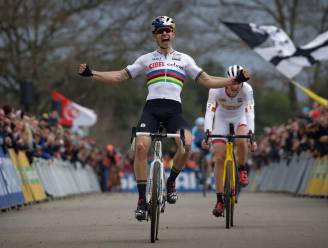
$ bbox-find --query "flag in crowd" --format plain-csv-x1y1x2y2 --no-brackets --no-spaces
52,91,97,127
222,21,328,79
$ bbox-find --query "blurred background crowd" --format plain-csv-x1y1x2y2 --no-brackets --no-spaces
252,103,328,169
0,105,133,192
1,103,327,192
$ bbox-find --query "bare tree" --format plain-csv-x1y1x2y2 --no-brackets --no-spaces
0,0,110,107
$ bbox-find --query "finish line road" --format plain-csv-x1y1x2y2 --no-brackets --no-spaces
0,192,327,248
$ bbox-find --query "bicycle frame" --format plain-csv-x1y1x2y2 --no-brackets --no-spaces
146,139,166,212
206,128,253,197
222,141,237,201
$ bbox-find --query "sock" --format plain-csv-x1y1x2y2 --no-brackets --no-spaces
136,180,147,200
216,192,223,203
167,166,181,183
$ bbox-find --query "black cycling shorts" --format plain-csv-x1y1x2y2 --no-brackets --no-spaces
136,99,190,133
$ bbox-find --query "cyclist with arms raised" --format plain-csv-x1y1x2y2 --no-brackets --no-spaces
78,17,250,221
203,65,257,217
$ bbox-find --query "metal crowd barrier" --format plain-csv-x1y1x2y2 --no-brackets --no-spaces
246,152,328,197
0,148,100,210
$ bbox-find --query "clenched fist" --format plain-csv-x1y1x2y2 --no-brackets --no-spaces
235,69,250,84
79,64,93,77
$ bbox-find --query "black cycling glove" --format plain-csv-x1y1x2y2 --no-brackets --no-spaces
235,69,249,84
79,64,93,77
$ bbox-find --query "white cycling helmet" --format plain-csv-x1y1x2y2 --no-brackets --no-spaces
195,117,205,126
227,64,244,79
151,16,176,33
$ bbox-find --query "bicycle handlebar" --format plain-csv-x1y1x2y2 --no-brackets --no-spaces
205,129,255,144
130,127,186,147
136,132,181,138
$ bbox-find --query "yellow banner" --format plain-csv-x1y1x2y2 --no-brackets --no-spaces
9,149,34,203
318,156,328,196
291,80,328,107
305,157,328,196
17,151,46,202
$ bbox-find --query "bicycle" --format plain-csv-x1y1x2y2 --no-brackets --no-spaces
131,124,185,243
205,123,254,229
198,149,211,197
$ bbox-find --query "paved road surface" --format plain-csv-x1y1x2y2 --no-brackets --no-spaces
0,192,327,248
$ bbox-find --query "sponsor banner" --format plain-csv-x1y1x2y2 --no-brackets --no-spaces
0,147,25,207
248,154,328,197
0,165,9,209
306,157,328,196
16,151,46,201
320,158,328,195
121,170,214,192
8,149,34,203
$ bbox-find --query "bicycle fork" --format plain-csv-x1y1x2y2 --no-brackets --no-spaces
146,141,166,218
222,142,237,200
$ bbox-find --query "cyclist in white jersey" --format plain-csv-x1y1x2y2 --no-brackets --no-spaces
78,16,250,221
203,65,257,217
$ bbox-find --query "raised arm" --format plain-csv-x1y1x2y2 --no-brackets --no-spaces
196,69,250,88
79,64,129,85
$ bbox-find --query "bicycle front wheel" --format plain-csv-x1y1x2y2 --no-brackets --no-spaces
150,162,160,243
231,198,234,227
224,161,232,229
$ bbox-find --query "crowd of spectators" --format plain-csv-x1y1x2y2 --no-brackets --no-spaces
252,103,328,169
0,105,131,192
1,103,327,191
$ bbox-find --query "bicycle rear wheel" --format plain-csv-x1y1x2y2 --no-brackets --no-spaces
150,162,160,243
200,160,207,197
224,161,232,229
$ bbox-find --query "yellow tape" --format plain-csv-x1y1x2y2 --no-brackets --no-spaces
291,80,328,107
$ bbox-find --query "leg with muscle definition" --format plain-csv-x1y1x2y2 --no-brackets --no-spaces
212,141,226,217
134,135,152,220
236,124,249,187
166,130,192,204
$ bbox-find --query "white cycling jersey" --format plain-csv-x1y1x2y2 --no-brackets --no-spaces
204,82,255,135
125,50,203,102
